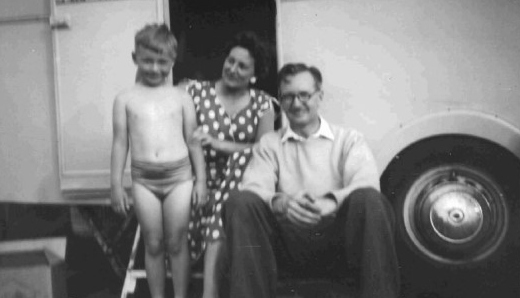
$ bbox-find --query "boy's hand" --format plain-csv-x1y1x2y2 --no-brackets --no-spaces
111,188,130,216
192,180,208,208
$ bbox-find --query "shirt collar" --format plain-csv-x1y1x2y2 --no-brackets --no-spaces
281,117,335,142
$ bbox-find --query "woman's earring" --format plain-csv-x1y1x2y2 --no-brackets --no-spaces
250,77,257,84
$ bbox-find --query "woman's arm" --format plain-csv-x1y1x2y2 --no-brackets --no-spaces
209,108,275,154
255,108,275,142
182,92,208,207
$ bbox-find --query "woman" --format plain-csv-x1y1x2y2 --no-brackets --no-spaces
186,31,276,298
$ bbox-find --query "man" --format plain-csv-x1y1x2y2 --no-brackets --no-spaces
223,63,400,298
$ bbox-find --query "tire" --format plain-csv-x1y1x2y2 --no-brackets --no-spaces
381,135,520,298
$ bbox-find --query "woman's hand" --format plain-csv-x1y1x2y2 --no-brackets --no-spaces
193,126,216,148
192,180,208,208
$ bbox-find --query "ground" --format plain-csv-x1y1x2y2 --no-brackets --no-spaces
0,204,358,298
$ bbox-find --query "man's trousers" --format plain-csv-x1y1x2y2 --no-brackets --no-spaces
222,188,400,298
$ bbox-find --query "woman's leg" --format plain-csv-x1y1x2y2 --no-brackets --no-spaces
202,240,222,298
201,150,254,297
163,180,193,298
132,182,166,298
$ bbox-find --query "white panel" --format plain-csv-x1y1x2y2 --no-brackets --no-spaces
54,0,158,190
0,0,49,19
0,20,61,203
278,0,520,167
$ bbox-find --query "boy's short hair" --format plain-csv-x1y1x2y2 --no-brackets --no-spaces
278,63,323,90
135,23,178,60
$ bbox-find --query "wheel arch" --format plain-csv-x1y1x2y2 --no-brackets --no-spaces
376,110,520,174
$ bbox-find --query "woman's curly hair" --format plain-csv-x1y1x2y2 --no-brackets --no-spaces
225,31,271,79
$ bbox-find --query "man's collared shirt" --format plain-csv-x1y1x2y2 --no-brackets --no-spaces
240,117,380,208
280,117,335,143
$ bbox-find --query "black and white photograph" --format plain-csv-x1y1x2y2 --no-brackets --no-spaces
1,1,520,297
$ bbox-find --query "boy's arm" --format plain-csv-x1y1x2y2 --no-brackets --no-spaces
182,92,207,206
110,94,130,215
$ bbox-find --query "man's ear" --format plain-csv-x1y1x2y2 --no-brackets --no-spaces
318,90,324,101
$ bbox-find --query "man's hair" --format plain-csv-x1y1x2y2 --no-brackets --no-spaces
278,63,323,90
135,24,178,60
225,31,271,79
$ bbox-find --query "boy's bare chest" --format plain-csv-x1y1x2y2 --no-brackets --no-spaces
128,99,182,121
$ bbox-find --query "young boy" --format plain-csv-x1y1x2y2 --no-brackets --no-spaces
110,24,207,298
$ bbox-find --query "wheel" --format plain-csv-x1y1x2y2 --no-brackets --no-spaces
402,164,508,265
381,135,520,298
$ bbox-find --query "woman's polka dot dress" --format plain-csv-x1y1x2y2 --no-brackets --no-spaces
186,80,274,262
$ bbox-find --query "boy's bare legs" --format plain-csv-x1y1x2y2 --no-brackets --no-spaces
132,182,166,298
203,240,222,298
163,180,193,298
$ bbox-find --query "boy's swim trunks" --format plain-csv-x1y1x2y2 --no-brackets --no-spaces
131,156,193,201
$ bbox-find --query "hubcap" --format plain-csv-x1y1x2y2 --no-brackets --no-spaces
403,165,508,265
430,191,483,243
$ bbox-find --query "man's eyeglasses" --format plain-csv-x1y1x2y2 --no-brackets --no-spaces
279,90,320,104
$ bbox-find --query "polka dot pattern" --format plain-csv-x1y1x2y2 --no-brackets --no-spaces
186,80,275,263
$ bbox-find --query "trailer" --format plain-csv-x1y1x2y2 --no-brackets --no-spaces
2,0,520,297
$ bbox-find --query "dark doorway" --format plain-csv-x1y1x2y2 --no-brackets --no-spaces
169,0,278,97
